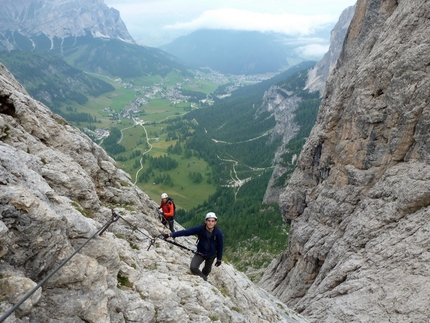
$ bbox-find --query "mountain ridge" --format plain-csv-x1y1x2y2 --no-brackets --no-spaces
0,0,134,51
0,50,115,110
262,4,356,203
161,29,324,75
0,0,190,80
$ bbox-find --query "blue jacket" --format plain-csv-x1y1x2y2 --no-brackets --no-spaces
171,224,224,260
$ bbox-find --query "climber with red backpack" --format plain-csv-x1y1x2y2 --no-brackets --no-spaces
159,192,176,232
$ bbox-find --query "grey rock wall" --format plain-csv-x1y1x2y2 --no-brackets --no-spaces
305,5,356,95
0,0,134,51
260,86,302,203
263,5,355,204
0,62,308,323
261,0,430,322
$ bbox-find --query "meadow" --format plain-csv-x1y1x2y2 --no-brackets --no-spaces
65,70,225,210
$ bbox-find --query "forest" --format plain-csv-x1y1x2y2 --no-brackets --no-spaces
0,50,114,110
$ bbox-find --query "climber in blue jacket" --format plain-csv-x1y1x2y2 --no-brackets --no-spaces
162,212,224,281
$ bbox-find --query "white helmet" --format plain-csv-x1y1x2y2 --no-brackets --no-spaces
205,212,217,220
161,193,168,199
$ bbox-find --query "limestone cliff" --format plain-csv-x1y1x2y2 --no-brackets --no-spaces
0,0,134,51
305,5,356,95
260,85,302,203
0,63,308,322
263,6,355,204
261,0,430,322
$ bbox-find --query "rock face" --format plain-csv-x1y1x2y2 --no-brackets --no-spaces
0,0,134,51
0,63,309,322
261,0,430,322
263,6,355,204
305,5,356,95
260,85,302,203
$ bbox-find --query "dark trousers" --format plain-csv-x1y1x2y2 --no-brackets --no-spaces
167,218,175,232
190,254,216,280
162,216,175,232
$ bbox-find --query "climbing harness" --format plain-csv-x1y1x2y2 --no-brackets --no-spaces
158,208,175,230
158,209,169,227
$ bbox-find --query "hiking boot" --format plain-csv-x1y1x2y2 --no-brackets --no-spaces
201,274,208,281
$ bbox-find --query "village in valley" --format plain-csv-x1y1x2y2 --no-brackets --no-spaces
86,69,270,141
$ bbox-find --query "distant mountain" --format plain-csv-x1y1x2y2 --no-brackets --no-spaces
0,0,134,51
0,0,191,79
68,38,191,78
160,29,328,75
0,50,114,111
264,4,356,203
305,4,356,95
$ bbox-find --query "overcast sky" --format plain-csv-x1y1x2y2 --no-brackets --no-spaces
104,0,357,51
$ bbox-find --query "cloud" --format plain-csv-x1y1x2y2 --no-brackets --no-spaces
104,0,356,46
164,8,335,36
295,44,330,58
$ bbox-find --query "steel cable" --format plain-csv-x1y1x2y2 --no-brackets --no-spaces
0,211,120,322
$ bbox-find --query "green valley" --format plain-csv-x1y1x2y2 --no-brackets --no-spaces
57,68,272,210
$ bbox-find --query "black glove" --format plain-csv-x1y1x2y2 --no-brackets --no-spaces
215,260,222,267
161,233,169,239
